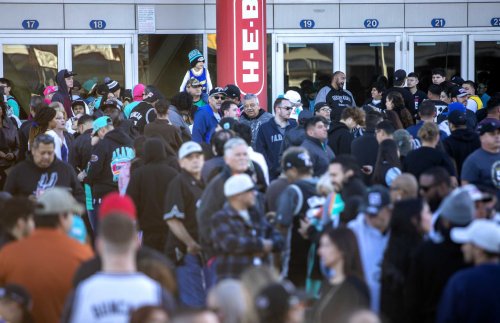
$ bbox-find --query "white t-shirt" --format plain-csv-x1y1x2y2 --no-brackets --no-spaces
64,272,172,323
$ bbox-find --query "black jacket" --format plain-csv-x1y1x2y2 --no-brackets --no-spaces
328,121,353,155
87,128,134,198
17,120,33,161
280,125,306,154
443,128,480,179
255,118,297,180
405,236,470,323
4,155,84,202
72,129,92,171
301,136,335,177
382,87,415,116
127,139,178,233
351,130,378,167
129,102,157,134
51,70,73,118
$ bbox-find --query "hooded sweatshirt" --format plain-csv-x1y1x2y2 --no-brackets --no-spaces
4,155,84,202
328,121,353,155
126,138,178,233
129,102,157,134
443,128,480,178
52,70,74,118
87,128,135,198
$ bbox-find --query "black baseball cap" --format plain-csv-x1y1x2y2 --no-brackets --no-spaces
283,149,313,171
448,110,467,126
451,87,468,98
394,69,407,82
477,119,500,136
62,69,77,78
224,84,241,99
101,99,120,110
209,87,226,97
361,185,391,215
314,101,329,113
451,75,465,86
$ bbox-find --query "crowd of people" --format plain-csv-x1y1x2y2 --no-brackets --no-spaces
0,48,499,323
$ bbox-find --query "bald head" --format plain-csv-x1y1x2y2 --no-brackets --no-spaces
390,173,418,202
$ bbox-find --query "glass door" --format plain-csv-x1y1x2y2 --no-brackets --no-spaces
275,36,339,106
469,35,500,95
341,36,401,106
409,35,467,92
65,38,133,90
0,38,64,111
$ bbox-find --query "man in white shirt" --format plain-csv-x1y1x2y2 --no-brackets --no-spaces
348,185,392,313
61,193,175,323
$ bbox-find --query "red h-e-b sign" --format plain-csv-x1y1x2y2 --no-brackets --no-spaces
217,0,267,109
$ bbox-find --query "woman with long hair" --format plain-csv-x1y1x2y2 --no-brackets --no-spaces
0,100,19,188
28,107,57,150
372,139,402,187
45,109,70,163
380,198,431,323
314,227,370,323
385,91,414,129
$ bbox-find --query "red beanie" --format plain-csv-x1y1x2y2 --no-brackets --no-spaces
98,192,137,221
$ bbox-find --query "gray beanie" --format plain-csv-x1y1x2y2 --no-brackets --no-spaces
439,190,474,225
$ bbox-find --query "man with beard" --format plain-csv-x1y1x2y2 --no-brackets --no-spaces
419,167,453,213
316,71,356,123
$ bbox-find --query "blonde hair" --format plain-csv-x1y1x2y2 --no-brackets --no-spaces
49,101,67,120
417,121,439,143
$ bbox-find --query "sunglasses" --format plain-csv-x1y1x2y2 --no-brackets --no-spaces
213,95,226,100
189,85,202,88
281,106,293,111
419,185,434,193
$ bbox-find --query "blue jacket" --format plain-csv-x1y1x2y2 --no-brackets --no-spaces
255,118,297,180
192,104,218,144
407,121,448,141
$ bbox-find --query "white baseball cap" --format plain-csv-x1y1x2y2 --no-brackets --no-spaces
178,141,203,160
284,90,302,106
224,174,256,198
36,187,84,215
451,219,500,254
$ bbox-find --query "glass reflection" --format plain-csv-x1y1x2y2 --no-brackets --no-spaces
413,42,461,93
72,44,125,90
346,42,395,106
475,41,500,94
3,44,58,114
139,34,203,99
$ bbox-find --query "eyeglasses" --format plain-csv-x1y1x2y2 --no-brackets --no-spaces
213,95,226,100
320,107,332,112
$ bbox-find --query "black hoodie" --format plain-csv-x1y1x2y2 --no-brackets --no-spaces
328,121,353,155
126,138,178,233
87,128,134,198
4,155,84,203
51,70,74,118
443,128,481,178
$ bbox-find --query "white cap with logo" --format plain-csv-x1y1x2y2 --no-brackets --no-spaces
451,219,500,254
224,174,256,198
178,141,203,160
